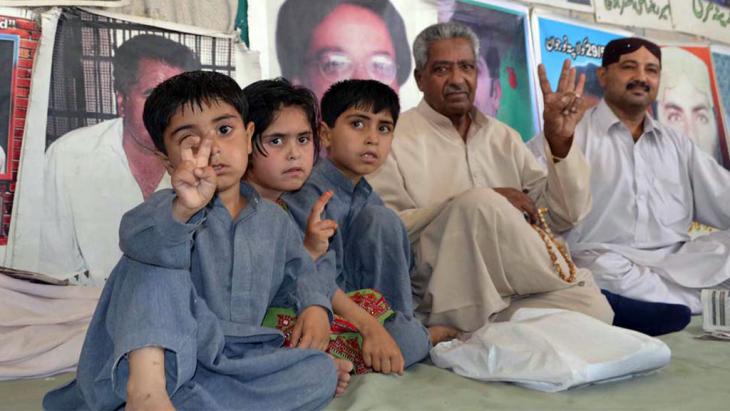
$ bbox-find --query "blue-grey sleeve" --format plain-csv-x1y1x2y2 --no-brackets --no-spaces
283,184,323,232
282,220,334,322
118,189,205,269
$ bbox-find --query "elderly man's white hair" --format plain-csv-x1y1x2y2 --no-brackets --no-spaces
413,21,479,72
658,46,714,109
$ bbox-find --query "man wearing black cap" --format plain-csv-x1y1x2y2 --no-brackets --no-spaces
559,37,730,318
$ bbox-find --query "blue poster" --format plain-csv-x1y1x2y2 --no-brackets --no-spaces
532,14,629,109
712,48,730,135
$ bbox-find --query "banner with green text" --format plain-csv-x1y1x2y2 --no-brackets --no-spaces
671,0,730,44
595,0,673,31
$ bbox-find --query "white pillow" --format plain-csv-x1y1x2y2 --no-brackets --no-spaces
430,308,671,392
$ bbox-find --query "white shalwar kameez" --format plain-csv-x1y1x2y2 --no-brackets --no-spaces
562,100,730,313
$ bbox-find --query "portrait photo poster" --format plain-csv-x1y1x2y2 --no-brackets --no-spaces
6,6,259,274
248,0,438,111
444,0,539,141
654,44,729,168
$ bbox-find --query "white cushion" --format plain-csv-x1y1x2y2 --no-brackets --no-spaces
430,308,671,392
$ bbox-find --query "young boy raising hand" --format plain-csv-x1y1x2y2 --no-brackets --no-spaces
44,71,350,411
284,80,459,376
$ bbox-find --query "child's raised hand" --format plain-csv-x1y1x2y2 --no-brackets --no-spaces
289,305,330,351
171,136,217,222
361,322,405,375
304,191,338,260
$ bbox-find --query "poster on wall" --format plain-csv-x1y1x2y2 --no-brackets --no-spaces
248,0,438,111
7,7,259,283
440,0,538,141
655,44,729,168
530,11,631,117
595,0,672,31
0,7,40,245
670,0,730,44
711,45,730,161
523,0,594,13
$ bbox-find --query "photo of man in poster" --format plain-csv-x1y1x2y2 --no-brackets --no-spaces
657,46,726,166
275,0,411,100
40,33,201,286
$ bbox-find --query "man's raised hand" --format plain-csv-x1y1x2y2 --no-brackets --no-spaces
171,136,217,222
538,59,588,158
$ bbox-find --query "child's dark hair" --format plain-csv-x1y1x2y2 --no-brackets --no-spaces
321,79,400,127
143,70,247,154
242,78,320,157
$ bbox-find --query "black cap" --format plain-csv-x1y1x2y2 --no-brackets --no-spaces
602,37,661,67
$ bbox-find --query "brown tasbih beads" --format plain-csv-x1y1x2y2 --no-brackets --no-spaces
531,208,577,283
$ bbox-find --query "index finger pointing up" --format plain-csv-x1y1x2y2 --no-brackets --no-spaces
308,191,333,226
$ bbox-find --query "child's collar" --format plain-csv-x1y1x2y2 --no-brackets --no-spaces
316,158,372,196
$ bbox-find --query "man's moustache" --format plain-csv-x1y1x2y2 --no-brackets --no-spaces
626,81,650,92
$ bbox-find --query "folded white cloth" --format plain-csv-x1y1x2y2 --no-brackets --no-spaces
0,274,101,380
430,308,671,392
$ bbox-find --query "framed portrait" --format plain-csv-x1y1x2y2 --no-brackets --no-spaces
249,0,438,111
45,7,238,148
443,0,539,141
655,44,729,168
6,6,259,281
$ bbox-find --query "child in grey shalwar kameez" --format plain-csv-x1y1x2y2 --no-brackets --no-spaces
282,80,459,372
43,71,347,411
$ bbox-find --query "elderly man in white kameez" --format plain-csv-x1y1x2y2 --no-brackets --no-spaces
368,22,613,332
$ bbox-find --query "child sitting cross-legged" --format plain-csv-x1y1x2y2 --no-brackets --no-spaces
269,79,460,375
44,71,351,411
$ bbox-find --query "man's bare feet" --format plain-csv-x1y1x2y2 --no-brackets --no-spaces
428,325,460,345
329,356,353,397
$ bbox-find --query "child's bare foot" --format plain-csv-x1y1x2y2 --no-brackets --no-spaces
329,355,353,397
125,389,175,411
428,325,460,345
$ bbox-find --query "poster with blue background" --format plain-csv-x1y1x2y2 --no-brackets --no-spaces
531,12,630,115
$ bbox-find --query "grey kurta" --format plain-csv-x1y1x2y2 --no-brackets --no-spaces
368,100,612,331
43,183,337,410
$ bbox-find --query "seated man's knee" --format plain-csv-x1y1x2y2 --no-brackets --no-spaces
576,272,615,324
450,188,520,219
